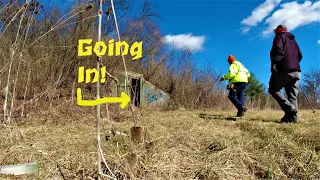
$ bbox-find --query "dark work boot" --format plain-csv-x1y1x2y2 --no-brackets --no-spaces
236,106,247,117
280,110,297,123
287,110,298,123
280,112,290,123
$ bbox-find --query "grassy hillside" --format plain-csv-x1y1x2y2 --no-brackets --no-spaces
1,108,319,179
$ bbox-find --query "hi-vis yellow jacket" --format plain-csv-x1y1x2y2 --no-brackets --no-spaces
222,60,250,84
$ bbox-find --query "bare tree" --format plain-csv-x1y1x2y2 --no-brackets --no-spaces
302,69,320,103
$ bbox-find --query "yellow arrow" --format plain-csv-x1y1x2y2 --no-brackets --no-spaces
77,88,130,109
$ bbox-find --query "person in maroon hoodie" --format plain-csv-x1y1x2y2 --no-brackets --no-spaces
268,24,303,123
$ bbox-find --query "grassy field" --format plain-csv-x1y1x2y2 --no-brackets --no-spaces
0,107,319,179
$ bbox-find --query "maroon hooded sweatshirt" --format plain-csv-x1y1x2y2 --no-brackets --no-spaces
270,31,303,73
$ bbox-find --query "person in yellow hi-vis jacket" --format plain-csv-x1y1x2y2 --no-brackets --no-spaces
220,55,250,117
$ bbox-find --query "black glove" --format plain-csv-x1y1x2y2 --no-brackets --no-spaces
219,77,224,81
227,84,235,90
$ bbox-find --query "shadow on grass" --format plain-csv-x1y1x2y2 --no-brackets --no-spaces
198,113,241,121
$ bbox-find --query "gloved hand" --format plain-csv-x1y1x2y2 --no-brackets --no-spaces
227,84,235,90
219,77,224,81
271,64,278,73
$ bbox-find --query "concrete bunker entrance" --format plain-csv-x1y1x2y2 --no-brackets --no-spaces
131,78,141,106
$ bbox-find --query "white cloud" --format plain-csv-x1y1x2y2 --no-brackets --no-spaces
240,27,251,34
318,40,320,45
162,33,206,52
241,0,282,33
262,1,320,36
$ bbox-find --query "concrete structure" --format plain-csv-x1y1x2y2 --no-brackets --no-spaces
112,71,172,108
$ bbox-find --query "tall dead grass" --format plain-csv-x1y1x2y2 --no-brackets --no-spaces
1,107,319,179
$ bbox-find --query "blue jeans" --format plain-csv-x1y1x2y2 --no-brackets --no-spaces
228,82,246,110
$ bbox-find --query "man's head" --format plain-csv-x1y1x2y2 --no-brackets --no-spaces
228,54,236,64
274,24,287,34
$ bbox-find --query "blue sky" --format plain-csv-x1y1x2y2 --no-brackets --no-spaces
55,0,319,87
141,0,320,87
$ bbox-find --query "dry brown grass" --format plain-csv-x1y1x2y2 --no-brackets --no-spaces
0,106,319,179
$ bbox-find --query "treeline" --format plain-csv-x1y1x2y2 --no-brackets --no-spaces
0,0,319,121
